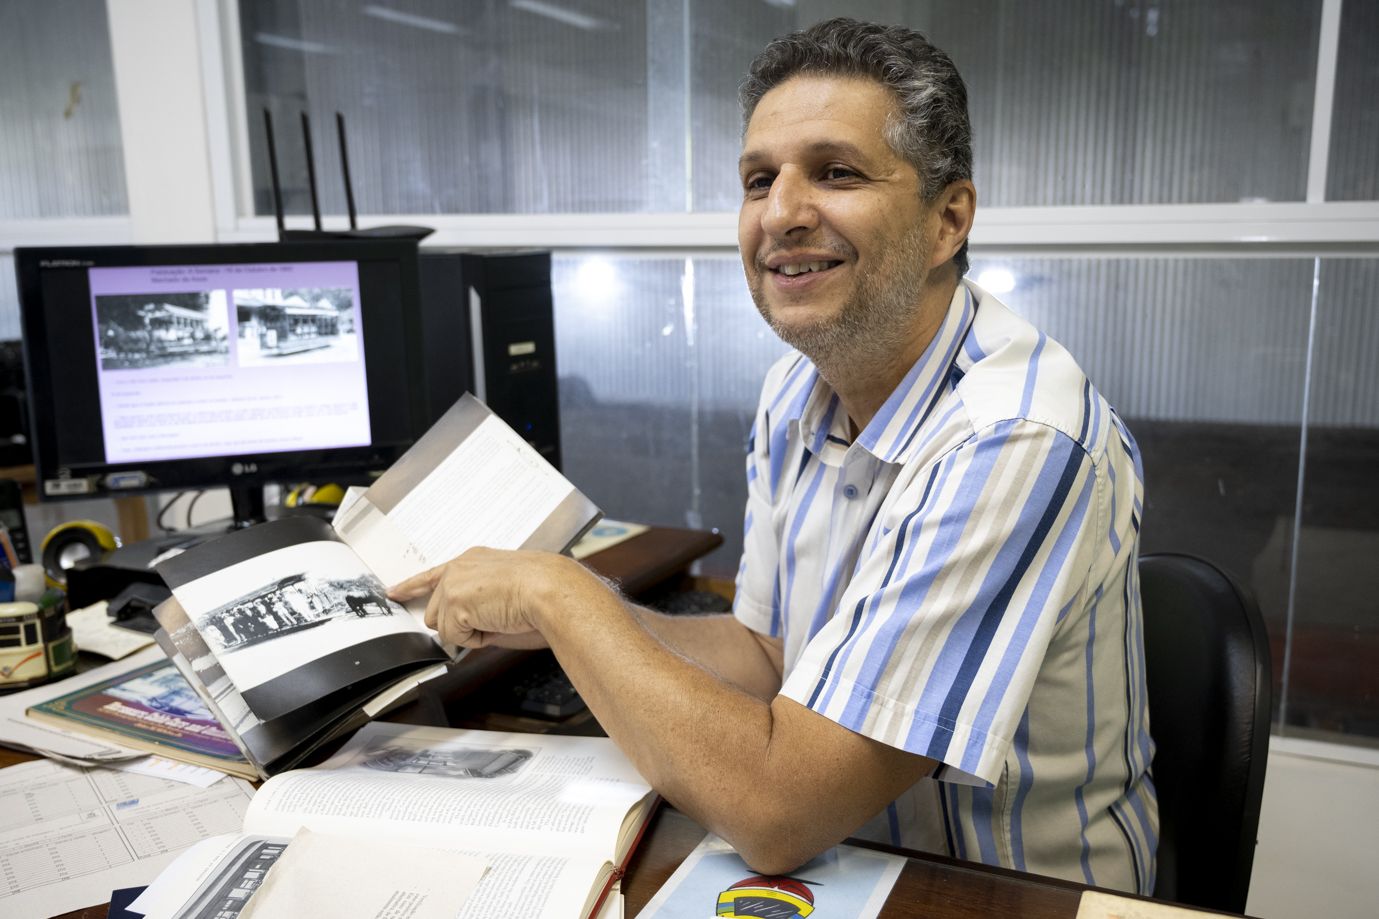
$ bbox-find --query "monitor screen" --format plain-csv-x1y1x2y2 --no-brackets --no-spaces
15,241,426,520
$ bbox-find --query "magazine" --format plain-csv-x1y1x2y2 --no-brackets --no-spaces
129,722,656,919
24,647,255,779
640,832,906,919
93,394,595,778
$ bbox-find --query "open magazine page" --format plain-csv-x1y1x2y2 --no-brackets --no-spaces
333,394,600,588
156,517,445,724
242,723,652,859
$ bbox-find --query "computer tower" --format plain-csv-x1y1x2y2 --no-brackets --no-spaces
416,250,561,470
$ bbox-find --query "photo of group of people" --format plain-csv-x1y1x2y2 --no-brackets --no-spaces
195,571,398,655
94,286,358,372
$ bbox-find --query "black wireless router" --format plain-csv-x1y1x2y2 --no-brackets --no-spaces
263,108,434,243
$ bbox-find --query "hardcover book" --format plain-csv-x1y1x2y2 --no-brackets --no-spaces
127,394,595,778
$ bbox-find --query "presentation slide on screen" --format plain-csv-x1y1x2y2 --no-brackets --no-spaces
87,261,372,465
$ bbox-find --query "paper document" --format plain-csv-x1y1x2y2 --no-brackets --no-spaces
1077,890,1221,919
67,601,158,659
116,756,227,788
0,758,254,919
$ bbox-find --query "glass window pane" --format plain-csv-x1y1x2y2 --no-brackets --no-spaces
240,1,1324,216
239,0,668,215
0,0,128,218
693,0,1323,209
1288,259,1379,742
970,257,1313,731
553,255,786,575
558,252,1341,733
1325,0,1379,200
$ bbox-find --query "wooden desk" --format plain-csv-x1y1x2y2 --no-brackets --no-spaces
621,806,1248,918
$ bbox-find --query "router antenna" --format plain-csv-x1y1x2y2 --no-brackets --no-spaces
300,111,322,231
336,112,358,230
263,109,286,238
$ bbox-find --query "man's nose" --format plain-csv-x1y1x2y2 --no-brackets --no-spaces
760,167,817,239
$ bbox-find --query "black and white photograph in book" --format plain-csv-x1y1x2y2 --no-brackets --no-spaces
94,291,232,370
360,745,535,779
233,287,360,366
196,571,398,655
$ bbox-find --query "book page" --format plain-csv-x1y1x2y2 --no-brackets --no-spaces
334,395,599,587
242,723,651,861
159,518,443,722
238,827,487,919
385,413,573,559
135,830,609,919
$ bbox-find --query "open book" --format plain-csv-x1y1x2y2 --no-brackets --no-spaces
141,394,598,777
131,722,657,919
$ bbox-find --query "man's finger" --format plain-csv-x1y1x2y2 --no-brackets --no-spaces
423,587,445,631
387,564,445,601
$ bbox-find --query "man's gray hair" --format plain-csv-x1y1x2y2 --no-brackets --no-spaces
740,18,973,275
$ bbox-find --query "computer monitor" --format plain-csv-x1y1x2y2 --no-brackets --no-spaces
14,241,426,527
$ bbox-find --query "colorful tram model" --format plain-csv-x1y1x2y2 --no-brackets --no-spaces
244,297,340,357
0,594,76,689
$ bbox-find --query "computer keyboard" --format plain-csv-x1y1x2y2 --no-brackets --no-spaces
509,662,585,719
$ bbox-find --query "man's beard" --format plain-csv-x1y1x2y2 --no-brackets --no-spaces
749,221,931,371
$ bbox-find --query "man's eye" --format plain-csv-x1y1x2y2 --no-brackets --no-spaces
823,166,858,181
744,174,773,193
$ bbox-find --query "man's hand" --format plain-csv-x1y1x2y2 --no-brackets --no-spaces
387,547,576,649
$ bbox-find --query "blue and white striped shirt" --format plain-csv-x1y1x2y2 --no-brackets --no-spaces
734,280,1157,893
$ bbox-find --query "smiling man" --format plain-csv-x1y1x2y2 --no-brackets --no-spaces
391,18,1157,893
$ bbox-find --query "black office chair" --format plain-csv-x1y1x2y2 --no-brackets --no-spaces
1139,553,1272,914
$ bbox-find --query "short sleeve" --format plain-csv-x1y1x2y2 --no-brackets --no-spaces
733,382,784,637
779,418,1103,786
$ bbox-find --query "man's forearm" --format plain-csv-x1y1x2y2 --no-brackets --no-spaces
628,606,783,701
535,559,930,875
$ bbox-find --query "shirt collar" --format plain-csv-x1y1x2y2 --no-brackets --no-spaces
792,281,978,465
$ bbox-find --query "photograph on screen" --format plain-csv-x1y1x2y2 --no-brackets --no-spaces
234,287,360,367
87,261,372,466
94,291,231,370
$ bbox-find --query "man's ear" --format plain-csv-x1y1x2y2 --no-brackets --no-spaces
927,179,976,270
